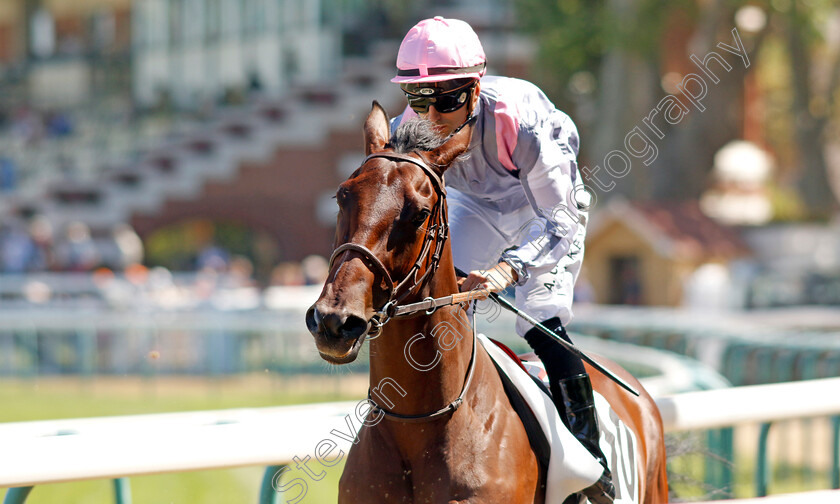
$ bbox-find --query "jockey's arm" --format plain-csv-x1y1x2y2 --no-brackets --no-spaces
457,112,584,295
499,111,584,287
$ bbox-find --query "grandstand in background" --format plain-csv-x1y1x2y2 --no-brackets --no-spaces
0,0,528,272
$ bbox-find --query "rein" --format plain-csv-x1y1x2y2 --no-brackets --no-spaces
368,318,477,423
329,150,480,423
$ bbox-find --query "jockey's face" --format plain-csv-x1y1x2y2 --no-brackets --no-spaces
411,81,481,137
422,102,467,136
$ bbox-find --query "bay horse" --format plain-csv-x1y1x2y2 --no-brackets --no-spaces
306,102,668,503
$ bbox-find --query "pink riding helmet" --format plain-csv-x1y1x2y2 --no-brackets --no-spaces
391,16,487,84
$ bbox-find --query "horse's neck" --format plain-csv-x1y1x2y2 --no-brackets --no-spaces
368,270,473,417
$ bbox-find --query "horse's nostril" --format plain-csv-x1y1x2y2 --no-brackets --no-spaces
309,307,367,341
340,315,368,340
321,312,345,337
305,306,320,334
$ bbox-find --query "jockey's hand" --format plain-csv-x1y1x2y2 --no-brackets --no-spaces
458,262,519,293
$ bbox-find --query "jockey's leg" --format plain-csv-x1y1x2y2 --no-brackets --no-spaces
524,319,615,504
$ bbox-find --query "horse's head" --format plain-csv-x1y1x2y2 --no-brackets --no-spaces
306,102,473,364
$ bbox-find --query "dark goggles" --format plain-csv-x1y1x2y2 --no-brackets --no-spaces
401,78,476,114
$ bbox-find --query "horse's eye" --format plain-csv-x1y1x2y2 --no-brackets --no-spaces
412,209,431,227
336,187,349,206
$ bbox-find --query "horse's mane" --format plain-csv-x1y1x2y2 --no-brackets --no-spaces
388,118,471,168
388,118,447,153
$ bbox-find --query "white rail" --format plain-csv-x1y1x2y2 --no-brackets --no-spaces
655,376,840,431
1,378,839,501
0,401,359,487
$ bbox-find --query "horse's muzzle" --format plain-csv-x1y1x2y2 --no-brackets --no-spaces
306,305,369,363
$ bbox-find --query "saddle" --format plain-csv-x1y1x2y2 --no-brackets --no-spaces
479,334,640,504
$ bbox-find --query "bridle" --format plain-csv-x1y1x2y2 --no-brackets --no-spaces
327,149,477,423
328,151,450,338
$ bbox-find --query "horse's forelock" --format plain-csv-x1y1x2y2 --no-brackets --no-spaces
389,118,447,154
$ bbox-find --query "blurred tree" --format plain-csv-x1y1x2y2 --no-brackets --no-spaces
782,0,840,217
515,0,839,217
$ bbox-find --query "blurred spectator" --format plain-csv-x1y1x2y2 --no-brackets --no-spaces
124,263,150,286
12,108,44,146
197,243,229,272
0,222,37,273
46,110,74,138
270,262,305,286
54,221,100,271
112,224,144,269
96,223,144,271
301,254,329,285
27,216,54,271
0,157,16,191
227,255,256,288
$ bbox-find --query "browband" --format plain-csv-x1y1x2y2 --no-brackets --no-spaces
363,152,446,196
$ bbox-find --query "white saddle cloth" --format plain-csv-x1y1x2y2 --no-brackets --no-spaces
478,334,641,504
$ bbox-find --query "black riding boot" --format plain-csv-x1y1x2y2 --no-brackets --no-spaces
523,318,614,504
553,373,615,504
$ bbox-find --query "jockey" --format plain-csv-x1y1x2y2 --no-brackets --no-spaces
390,17,614,504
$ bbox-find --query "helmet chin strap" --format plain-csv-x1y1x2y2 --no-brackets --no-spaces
455,83,480,133
444,113,478,145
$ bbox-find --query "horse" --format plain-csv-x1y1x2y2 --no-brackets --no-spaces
305,102,669,503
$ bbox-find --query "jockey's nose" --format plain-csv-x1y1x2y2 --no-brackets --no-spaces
426,105,442,121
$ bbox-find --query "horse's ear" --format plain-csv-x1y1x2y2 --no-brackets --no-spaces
426,118,475,173
364,101,390,155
